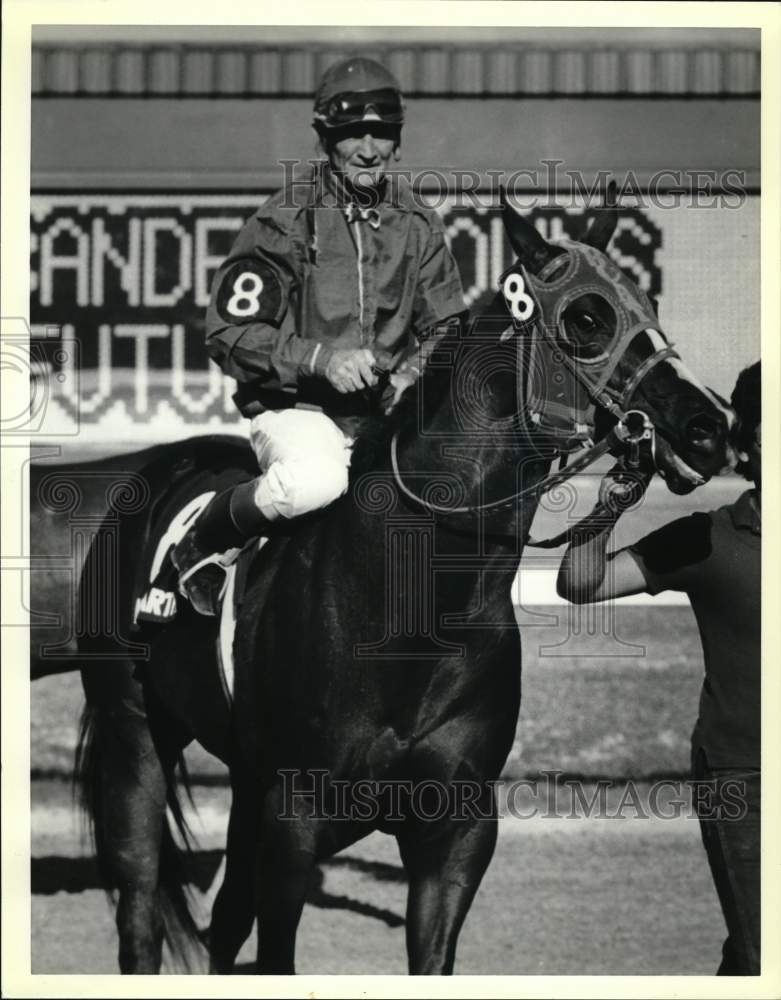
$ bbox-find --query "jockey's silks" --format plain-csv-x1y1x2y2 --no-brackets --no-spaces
205,162,465,418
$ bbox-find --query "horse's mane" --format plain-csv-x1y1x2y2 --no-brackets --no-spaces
350,289,517,479
350,292,508,480
349,322,466,479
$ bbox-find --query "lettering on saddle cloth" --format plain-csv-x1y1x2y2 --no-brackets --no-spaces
134,585,177,622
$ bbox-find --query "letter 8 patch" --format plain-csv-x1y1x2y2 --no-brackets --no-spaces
216,258,285,326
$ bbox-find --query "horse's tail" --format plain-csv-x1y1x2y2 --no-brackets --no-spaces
74,701,204,970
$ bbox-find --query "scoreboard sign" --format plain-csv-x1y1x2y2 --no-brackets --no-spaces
29,193,662,438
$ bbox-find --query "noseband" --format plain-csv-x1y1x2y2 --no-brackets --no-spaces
389,240,674,532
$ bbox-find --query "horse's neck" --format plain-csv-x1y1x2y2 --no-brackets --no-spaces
394,367,551,545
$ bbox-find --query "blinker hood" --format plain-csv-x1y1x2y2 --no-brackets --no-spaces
506,240,662,450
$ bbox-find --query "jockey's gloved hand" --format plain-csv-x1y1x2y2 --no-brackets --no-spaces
325,348,378,393
598,458,654,515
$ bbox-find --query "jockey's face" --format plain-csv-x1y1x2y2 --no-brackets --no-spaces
326,122,399,191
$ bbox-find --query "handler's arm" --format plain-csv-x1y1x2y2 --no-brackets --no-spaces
557,510,712,604
556,520,649,604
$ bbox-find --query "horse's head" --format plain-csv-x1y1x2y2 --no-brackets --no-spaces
499,191,734,493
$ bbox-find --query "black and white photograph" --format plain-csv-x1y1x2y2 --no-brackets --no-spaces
2,2,779,994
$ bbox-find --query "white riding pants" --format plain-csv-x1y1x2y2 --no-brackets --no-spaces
248,408,354,521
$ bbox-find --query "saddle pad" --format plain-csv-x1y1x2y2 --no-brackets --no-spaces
130,477,265,708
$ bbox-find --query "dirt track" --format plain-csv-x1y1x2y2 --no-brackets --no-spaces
31,779,725,975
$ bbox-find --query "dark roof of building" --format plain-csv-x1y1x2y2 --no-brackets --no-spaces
32,43,760,98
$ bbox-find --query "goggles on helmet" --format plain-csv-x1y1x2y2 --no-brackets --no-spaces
315,87,404,127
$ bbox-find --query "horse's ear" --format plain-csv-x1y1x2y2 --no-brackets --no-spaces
501,186,554,273
582,178,618,251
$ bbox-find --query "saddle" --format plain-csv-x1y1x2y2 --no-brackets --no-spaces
127,439,264,632
132,492,262,707
132,494,260,631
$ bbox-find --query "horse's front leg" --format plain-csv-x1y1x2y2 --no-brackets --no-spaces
254,786,319,974
397,814,498,974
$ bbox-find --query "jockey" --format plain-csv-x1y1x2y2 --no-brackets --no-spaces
173,56,467,615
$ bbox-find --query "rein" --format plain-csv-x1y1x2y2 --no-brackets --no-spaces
390,410,653,527
389,390,660,546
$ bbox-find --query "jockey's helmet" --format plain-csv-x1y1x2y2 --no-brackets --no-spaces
313,57,405,130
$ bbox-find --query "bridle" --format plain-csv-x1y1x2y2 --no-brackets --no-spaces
388,240,675,541
389,406,656,520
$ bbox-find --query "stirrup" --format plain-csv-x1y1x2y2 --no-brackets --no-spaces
176,547,240,594
176,547,241,616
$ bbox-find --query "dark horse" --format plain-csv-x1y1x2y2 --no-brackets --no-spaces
68,198,733,973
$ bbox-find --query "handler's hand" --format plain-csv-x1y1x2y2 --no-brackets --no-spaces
325,348,378,394
598,460,654,514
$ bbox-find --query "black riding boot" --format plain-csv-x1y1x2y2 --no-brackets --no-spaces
171,480,269,616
